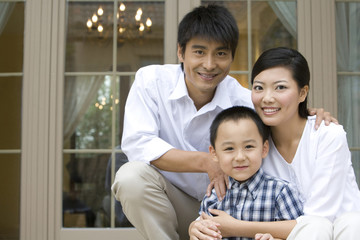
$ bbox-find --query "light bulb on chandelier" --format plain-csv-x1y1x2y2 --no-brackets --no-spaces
86,3,152,40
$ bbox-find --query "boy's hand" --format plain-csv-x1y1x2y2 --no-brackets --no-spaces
204,209,236,237
189,216,222,240
308,108,338,129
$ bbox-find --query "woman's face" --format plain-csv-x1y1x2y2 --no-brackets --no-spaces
251,66,308,127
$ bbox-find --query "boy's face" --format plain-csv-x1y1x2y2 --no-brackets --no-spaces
177,37,233,100
209,118,269,182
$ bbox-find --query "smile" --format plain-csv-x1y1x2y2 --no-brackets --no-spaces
198,72,218,80
262,107,280,114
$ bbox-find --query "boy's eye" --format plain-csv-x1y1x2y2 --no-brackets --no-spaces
245,145,254,149
224,147,234,151
217,51,227,57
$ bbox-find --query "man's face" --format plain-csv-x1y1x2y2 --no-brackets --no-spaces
177,37,233,101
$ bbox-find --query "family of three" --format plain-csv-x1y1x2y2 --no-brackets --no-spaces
111,4,360,240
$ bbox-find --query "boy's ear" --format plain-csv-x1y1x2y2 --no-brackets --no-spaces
262,140,269,158
209,145,218,162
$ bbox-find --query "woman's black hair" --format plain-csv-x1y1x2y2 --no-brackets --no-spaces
251,47,310,118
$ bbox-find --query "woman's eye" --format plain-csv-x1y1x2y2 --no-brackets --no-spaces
253,85,262,91
276,85,287,90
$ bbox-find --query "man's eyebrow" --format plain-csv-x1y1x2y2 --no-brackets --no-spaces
190,45,230,51
191,44,207,49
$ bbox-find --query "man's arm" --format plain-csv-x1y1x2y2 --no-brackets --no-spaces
152,149,228,200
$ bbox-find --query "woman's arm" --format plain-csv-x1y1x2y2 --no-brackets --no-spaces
304,124,355,221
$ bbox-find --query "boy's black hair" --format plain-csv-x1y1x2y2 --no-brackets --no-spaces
210,106,270,149
177,4,239,60
251,47,310,118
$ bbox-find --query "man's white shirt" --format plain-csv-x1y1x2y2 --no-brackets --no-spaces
121,64,253,200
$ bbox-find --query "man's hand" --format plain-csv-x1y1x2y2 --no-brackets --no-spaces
189,217,222,240
308,108,338,130
205,155,229,201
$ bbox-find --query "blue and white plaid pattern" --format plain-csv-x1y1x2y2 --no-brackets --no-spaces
200,168,303,240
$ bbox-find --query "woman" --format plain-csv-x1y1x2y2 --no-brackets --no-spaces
250,47,360,239
190,47,360,240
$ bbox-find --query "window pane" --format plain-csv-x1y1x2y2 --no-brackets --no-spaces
0,77,22,149
64,76,112,150
115,75,133,147
0,154,20,240
336,2,360,184
251,1,297,62
117,1,164,71
0,2,24,73
63,153,114,228
66,2,115,72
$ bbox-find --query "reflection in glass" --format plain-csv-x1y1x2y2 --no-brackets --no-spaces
0,77,22,149
115,75,133,147
66,1,164,72
0,154,20,239
201,0,297,74
0,2,24,73
116,1,165,71
64,76,115,150
66,2,114,72
63,153,131,227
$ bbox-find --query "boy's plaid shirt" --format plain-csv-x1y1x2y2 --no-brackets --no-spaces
199,168,303,240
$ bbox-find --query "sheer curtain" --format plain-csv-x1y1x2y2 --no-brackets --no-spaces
63,76,104,141
269,1,297,39
0,3,15,35
336,3,360,184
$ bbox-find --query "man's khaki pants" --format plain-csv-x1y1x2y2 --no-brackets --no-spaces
111,161,201,240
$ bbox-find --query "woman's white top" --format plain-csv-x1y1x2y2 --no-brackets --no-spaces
262,116,360,222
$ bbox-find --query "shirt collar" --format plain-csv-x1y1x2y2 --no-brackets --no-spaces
209,79,233,110
168,71,188,100
229,168,265,200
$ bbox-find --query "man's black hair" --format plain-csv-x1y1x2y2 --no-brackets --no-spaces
177,4,239,61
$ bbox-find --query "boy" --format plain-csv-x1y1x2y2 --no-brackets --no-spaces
189,106,303,240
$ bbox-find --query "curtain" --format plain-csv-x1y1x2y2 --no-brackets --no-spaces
63,76,104,141
269,1,297,39
0,3,15,35
336,3,360,185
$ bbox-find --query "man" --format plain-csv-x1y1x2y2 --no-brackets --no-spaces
111,4,332,240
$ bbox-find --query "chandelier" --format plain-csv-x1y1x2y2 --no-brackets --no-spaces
86,3,152,41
